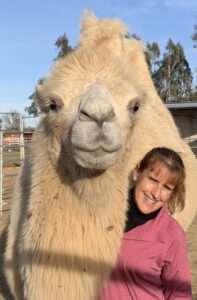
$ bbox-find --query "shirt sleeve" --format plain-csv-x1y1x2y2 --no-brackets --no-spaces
161,222,192,300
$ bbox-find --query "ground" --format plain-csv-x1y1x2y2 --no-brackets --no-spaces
0,166,196,299
186,214,197,299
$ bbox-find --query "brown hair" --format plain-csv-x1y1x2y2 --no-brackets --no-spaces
137,147,185,214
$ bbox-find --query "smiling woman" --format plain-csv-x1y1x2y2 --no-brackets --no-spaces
98,147,192,300
133,147,185,215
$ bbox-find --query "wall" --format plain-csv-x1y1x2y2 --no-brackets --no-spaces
169,108,197,156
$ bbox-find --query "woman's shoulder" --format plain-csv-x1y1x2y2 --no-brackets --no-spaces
160,208,185,242
160,210,189,264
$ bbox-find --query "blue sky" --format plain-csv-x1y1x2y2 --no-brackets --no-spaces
0,0,196,117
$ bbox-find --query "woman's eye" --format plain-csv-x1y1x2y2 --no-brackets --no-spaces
164,185,174,191
149,176,157,182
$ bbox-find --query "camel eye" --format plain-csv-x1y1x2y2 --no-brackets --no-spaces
127,97,142,118
132,104,139,113
48,95,63,112
49,101,57,111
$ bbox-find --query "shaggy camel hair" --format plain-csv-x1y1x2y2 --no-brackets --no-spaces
3,11,197,300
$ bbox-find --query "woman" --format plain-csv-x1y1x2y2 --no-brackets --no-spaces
98,147,192,300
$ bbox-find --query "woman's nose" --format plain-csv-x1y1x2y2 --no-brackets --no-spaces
152,185,162,200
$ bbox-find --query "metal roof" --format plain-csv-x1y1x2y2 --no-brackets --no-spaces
166,102,197,109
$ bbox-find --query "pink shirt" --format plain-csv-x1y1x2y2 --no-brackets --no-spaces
98,208,192,300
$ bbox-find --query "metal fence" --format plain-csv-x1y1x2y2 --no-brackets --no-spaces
0,113,39,214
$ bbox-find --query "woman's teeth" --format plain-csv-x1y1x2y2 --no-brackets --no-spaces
145,194,157,204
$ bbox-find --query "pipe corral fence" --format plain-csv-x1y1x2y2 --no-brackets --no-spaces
0,112,39,214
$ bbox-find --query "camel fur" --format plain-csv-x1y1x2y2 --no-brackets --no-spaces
3,11,197,300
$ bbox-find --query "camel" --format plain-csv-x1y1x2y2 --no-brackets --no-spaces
3,11,197,300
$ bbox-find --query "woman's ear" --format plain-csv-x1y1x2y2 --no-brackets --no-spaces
133,168,139,181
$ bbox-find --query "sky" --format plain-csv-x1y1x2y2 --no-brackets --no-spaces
0,0,196,122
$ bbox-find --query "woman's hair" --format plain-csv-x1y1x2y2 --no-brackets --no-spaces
137,147,186,215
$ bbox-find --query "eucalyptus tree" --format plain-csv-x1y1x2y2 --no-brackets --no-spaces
155,39,193,102
191,18,197,48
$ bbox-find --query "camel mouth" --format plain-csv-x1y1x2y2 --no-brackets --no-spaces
73,145,121,155
72,146,120,170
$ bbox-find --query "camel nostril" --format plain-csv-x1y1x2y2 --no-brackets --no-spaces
79,109,115,125
79,110,94,122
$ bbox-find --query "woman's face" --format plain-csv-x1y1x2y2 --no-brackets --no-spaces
134,161,177,214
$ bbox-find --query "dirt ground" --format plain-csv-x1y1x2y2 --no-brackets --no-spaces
186,214,197,299
0,167,197,299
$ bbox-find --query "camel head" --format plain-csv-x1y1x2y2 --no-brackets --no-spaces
33,11,146,174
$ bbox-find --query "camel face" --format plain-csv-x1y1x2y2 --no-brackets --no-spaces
71,84,122,169
36,49,143,172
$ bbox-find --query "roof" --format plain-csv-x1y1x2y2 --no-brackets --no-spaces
166,102,197,110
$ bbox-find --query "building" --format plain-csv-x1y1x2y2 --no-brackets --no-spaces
167,102,197,156
2,129,35,149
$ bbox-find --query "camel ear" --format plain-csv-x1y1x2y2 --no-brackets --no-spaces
78,10,128,56
80,10,97,30
123,38,156,91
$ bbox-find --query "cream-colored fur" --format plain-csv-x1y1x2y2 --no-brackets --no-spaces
4,11,197,300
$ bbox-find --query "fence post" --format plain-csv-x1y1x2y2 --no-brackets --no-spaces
20,114,25,161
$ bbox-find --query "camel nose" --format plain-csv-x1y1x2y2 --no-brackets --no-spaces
79,85,116,125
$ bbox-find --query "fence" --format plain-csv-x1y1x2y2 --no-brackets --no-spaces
0,113,39,214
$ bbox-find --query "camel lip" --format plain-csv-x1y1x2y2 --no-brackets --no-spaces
72,145,121,154
73,149,119,170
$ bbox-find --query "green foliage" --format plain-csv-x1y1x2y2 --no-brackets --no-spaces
146,42,161,94
25,78,44,116
191,18,197,48
25,100,39,117
146,42,161,73
191,86,197,101
146,39,193,102
54,33,73,60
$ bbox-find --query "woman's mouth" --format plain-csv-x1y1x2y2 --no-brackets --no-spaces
144,193,157,205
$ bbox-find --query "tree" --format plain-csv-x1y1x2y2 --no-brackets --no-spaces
24,100,39,117
191,87,197,101
191,18,197,48
54,33,73,60
191,18,197,101
146,42,161,73
2,110,21,130
25,78,44,116
25,34,73,116
146,42,161,91
154,39,193,102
